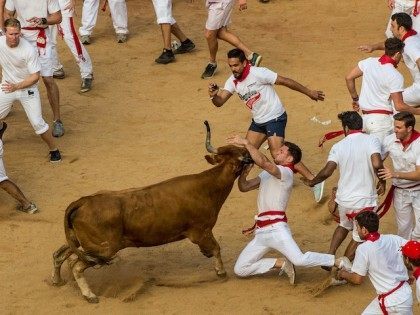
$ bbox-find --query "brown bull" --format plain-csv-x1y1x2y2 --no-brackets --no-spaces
51,121,252,303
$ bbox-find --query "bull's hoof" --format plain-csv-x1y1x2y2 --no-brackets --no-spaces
51,279,66,287
84,295,99,304
216,270,227,278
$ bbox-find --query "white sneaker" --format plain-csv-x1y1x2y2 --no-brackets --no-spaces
330,278,347,286
337,256,352,271
282,259,295,285
312,181,325,203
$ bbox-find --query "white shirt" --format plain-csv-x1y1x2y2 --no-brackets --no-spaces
352,234,410,306
403,34,420,83
223,67,285,124
416,275,420,302
382,133,420,189
257,166,293,214
5,0,60,43
0,36,40,86
328,133,381,208
358,57,404,111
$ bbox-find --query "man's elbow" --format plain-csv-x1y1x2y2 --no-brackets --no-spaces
353,277,363,285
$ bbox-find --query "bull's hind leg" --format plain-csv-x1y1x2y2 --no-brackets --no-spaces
68,258,98,303
52,245,72,286
189,230,226,277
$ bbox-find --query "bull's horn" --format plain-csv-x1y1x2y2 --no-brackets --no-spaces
204,121,217,153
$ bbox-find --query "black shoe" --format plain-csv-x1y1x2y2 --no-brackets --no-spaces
174,39,195,54
50,149,62,163
201,63,217,79
80,77,93,93
155,49,175,64
0,122,7,141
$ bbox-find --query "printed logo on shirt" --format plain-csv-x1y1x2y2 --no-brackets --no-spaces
238,91,261,109
28,90,34,96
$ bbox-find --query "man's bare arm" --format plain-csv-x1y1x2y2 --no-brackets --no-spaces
1,72,40,93
238,164,261,192
345,66,363,111
358,41,385,53
379,165,420,181
391,92,420,114
337,269,364,285
208,83,233,107
301,161,337,187
275,75,325,101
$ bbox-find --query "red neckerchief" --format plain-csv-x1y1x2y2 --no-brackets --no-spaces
401,29,418,42
413,267,420,280
378,55,397,68
318,129,363,147
398,130,420,150
365,232,380,242
233,62,251,86
283,163,297,174
347,129,363,135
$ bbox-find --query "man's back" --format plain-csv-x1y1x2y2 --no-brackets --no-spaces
403,34,420,82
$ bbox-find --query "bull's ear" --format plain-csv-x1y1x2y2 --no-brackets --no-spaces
205,154,217,165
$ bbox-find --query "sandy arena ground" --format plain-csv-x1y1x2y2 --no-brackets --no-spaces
1,0,419,314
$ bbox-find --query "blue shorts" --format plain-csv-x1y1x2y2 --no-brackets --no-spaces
249,112,287,138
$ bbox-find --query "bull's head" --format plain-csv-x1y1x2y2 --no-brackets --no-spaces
204,121,253,174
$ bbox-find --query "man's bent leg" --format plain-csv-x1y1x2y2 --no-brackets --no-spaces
0,179,32,209
217,27,253,57
42,77,60,121
245,130,267,150
205,29,218,63
394,188,414,239
171,23,187,43
328,226,349,255
79,0,100,36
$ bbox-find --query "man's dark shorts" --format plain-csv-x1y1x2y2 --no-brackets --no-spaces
249,112,287,138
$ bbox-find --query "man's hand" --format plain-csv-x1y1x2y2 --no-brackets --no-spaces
26,17,45,27
241,163,254,177
208,83,219,98
376,180,386,196
226,135,249,147
378,167,394,180
238,0,247,11
300,177,314,187
308,90,325,101
358,45,374,53
388,0,395,9
352,101,360,111
1,81,17,93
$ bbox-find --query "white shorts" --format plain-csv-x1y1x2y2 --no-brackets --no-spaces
338,205,376,242
402,83,420,106
362,113,394,145
0,87,49,135
0,140,8,183
393,187,420,240
152,0,176,25
38,44,54,77
205,0,234,30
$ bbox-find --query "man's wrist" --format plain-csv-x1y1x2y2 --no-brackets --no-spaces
351,95,359,102
41,18,47,25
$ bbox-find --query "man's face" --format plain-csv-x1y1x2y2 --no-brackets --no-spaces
390,20,403,39
394,120,412,141
5,26,21,48
273,145,293,165
228,57,247,79
356,222,365,240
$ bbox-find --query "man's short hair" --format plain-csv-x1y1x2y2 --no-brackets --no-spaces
394,111,416,128
4,18,21,30
284,141,302,164
227,48,246,62
384,37,404,56
391,12,413,31
337,111,363,130
355,211,379,233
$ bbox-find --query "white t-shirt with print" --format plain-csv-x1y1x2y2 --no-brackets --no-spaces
223,67,285,124
328,133,381,208
358,57,404,111
0,36,40,86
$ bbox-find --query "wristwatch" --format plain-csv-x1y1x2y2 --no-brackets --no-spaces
41,18,47,25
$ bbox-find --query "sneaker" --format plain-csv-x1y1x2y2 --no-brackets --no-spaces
53,68,65,79
81,35,91,45
330,278,347,286
201,63,217,79
155,49,175,64
116,33,127,43
282,259,296,285
50,149,62,163
0,121,7,140
80,77,93,93
18,202,38,214
249,53,262,67
52,120,64,137
174,39,195,54
312,181,325,203
336,256,352,271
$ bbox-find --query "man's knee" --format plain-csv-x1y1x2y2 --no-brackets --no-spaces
204,29,217,40
233,261,249,277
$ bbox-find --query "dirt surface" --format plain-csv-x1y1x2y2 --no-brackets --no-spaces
1,0,419,314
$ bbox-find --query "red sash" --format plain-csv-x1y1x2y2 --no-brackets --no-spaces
318,129,362,147
376,182,420,218
242,210,287,235
361,110,393,115
345,206,375,221
377,281,406,315
21,26,47,50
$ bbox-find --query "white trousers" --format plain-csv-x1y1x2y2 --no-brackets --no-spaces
0,140,8,183
394,188,420,240
0,87,49,135
51,17,93,79
362,283,413,315
79,0,128,36
385,0,420,38
152,0,176,25
362,113,394,145
234,222,335,277
403,82,420,107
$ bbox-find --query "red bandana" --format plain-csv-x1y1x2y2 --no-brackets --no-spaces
401,29,418,42
399,130,420,150
378,55,397,68
413,267,420,280
365,232,380,242
318,129,363,147
233,62,251,86
283,163,297,173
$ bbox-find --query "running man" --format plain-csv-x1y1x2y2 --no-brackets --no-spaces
385,0,420,37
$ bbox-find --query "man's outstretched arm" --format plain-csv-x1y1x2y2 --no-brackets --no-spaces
275,75,325,101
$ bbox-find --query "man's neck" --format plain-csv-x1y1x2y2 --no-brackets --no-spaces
400,131,413,143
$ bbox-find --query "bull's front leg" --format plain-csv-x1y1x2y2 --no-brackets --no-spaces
189,230,226,277
52,245,73,286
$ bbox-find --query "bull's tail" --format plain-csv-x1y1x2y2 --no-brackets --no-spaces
64,198,110,266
